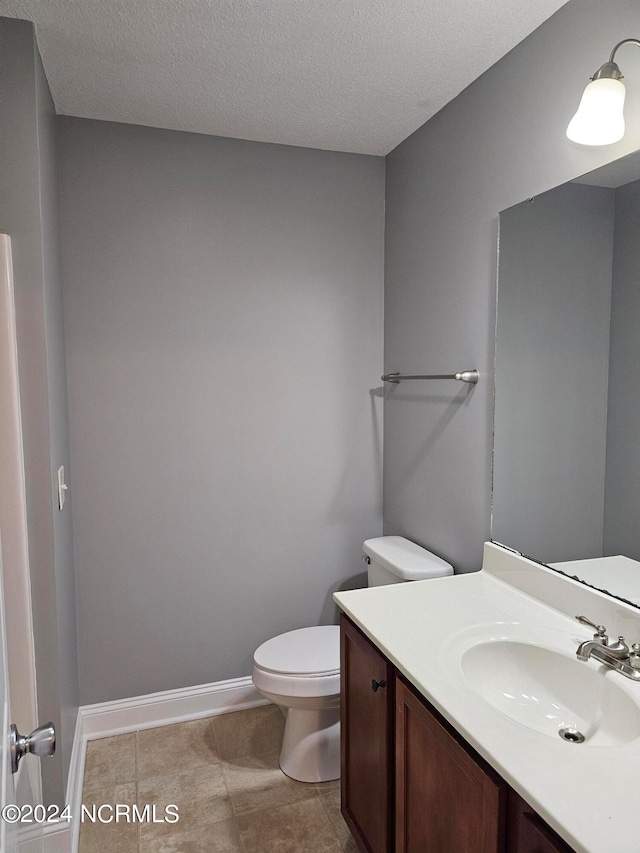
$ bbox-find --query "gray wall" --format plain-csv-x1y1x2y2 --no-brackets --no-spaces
493,183,614,563
58,118,384,704
0,18,78,804
384,0,640,572
604,179,640,558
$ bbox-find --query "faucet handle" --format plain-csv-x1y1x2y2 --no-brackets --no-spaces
575,615,609,644
630,643,640,670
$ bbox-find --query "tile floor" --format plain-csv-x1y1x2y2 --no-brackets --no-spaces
79,704,358,853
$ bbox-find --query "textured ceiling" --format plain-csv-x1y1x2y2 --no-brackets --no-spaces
1,0,569,155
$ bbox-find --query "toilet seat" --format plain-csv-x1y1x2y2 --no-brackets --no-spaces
254,625,339,676
253,625,340,698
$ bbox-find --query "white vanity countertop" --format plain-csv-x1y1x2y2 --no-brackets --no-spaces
333,544,640,853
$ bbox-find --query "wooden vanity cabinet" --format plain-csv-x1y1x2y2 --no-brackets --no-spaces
340,614,395,853
395,676,505,852
505,791,575,853
340,615,576,853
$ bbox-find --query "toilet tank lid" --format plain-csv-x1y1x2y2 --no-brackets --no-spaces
363,536,453,580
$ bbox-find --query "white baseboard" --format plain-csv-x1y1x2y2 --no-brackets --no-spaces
18,821,70,853
79,675,266,740
62,675,266,853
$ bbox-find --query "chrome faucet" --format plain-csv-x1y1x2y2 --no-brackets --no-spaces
575,615,640,681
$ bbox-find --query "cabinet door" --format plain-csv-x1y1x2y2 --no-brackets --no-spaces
395,677,506,853
507,791,575,853
340,615,394,853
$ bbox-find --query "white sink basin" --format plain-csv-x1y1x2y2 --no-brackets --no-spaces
461,640,640,746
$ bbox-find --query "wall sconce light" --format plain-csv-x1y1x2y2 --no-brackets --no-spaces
567,39,640,146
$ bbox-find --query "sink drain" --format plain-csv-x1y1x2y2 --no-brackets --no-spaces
558,727,585,744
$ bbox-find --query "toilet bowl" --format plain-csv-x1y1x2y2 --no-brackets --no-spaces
252,536,454,783
252,625,340,783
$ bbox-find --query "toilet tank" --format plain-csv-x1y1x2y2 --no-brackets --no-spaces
363,536,453,587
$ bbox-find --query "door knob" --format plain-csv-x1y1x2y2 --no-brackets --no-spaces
371,679,386,692
10,722,56,773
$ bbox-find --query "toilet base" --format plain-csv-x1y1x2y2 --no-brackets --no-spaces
279,706,341,783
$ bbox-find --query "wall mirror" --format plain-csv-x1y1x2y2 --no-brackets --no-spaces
493,148,640,607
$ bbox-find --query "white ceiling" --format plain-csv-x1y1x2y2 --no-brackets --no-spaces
2,0,568,155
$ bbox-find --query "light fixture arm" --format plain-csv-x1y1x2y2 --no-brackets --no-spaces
609,39,640,65
592,39,640,82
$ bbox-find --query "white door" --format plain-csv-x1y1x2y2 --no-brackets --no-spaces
0,538,18,853
0,234,42,851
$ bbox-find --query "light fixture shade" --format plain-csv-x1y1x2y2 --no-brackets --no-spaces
566,77,626,145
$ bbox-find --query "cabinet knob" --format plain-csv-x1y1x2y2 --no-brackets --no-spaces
371,679,386,693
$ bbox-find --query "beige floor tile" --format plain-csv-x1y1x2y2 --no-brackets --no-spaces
137,717,219,780
82,734,137,795
139,817,243,852
80,709,347,852
138,762,232,841
319,787,353,847
78,782,138,853
222,750,317,816
212,705,284,760
236,798,343,853
315,778,341,794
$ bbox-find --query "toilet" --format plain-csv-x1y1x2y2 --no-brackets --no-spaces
251,536,454,782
